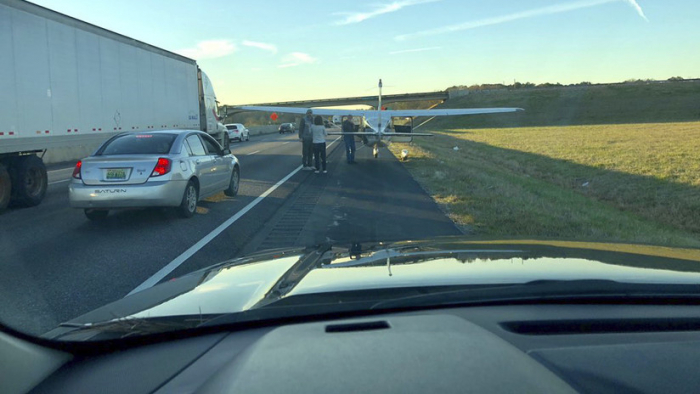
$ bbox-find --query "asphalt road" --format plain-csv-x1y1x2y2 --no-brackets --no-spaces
0,131,461,336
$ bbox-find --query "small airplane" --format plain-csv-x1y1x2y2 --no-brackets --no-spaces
239,79,523,158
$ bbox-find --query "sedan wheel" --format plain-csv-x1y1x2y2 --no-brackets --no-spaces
224,167,240,197
178,181,198,218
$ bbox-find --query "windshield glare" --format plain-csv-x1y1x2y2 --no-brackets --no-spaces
1,0,699,341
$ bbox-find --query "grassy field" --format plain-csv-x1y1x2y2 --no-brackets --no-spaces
389,121,700,248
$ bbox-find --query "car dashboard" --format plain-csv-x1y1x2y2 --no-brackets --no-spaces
28,303,700,393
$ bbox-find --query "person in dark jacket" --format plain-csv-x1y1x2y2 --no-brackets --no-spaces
342,115,357,164
299,109,314,170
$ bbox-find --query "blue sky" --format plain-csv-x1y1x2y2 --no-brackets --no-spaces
30,0,700,104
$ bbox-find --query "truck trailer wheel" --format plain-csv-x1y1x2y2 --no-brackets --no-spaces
10,155,47,207
0,164,11,213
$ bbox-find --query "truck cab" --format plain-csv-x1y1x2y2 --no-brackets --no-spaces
198,69,228,148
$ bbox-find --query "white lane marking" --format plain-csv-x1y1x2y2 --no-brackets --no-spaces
246,139,295,155
127,167,301,296
47,167,74,174
127,136,340,296
48,167,74,185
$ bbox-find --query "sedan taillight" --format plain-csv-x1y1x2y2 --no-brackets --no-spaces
72,160,82,179
151,158,172,177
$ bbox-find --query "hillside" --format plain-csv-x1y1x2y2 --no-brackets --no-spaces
225,80,700,127
432,80,700,129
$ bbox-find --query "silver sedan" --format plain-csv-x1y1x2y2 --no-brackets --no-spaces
69,130,240,220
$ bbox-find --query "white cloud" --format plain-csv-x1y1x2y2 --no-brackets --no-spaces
334,0,440,26
624,0,649,21
395,0,648,41
176,40,236,59
390,46,441,55
242,40,278,54
278,52,317,68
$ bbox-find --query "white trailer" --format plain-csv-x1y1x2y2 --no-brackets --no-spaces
0,0,227,212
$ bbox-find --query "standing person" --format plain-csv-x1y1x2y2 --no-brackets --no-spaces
299,109,314,170
342,114,357,164
311,115,328,174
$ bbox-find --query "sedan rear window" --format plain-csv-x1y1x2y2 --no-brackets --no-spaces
226,125,238,130
99,134,177,155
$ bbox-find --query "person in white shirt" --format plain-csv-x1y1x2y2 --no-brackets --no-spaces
311,115,328,174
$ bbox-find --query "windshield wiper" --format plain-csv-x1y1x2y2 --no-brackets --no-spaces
55,313,220,339
369,280,700,310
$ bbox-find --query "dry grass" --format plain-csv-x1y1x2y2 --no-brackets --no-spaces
389,121,700,248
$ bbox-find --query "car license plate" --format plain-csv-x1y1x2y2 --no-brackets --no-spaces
106,168,127,180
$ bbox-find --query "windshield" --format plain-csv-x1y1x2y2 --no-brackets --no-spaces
1,0,699,341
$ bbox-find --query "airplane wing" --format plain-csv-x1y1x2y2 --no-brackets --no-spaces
327,132,378,135
237,106,523,118
380,108,524,117
238,106,373,117
382,132,433,136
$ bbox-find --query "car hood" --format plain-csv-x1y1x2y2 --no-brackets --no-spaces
47,238,700,337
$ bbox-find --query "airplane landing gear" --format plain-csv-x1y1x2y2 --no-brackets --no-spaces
373,144,379,158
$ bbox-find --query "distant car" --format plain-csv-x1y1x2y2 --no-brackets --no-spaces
225,123,250,142
69,130,240,221
279,123,295,134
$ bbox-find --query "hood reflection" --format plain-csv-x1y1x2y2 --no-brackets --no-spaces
56,239,700,331
124,241,700,321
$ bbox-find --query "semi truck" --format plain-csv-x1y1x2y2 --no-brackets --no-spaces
0,0,228,213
